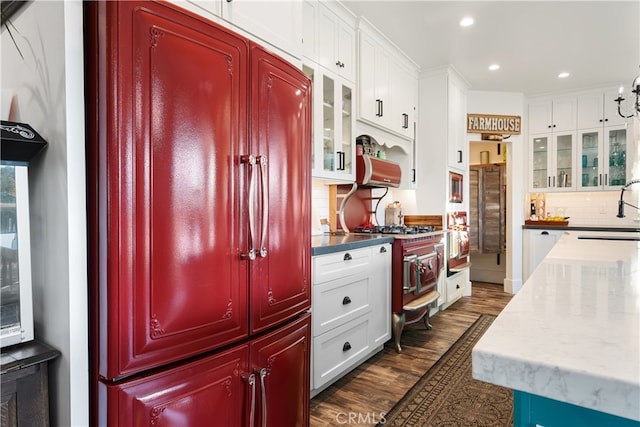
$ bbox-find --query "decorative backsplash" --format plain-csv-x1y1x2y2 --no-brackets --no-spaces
544,191,640,227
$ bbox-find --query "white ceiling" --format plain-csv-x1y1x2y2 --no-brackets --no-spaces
340,1,640,96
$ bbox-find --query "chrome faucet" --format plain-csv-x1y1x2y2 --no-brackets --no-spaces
617,179,640,218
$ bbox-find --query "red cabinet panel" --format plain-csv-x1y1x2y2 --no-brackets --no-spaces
100,345,249,426
248,45,312,334
90,1,249,379
251,313,311,427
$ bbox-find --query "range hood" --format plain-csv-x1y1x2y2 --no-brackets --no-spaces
356,154,401,188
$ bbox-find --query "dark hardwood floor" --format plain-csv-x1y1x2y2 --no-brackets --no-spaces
309,282,513,427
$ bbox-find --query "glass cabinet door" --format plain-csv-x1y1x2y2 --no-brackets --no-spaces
531,135,549,190
579,130,600,189
340,83,352,175
322,74,335,172
555,133,573,189
605,127,627,187
305,62,355,180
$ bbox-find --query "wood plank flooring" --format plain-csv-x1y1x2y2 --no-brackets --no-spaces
309,282,513,427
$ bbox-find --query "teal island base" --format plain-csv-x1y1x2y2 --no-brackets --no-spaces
514,390,640,427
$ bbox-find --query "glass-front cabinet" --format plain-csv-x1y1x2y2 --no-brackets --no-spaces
304,64,354,181
529,131,576,192
577,125,629,191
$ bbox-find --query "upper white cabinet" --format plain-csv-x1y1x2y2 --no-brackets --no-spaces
221,0,303,58
356,17,419,140
577,88,628,129
446,73,467,170
528,97,576,134
528,131,577,192
577,125,632,190
416,66,469,212
527,87,635,193
304,64,355,181
182,0,303,58
317,2,356,81
527,96,577,192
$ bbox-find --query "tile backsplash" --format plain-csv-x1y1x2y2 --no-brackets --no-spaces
544,191,640,227
311,180,330,235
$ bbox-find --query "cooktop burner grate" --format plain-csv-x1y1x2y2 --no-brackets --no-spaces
352,225,436,235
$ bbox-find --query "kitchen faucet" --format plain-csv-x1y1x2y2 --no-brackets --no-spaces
617,179,640,218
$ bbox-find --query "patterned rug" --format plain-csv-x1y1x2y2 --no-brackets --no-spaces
378,315,513,426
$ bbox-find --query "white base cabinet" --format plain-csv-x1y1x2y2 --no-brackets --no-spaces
443,268,468,309
523,229,566,281
311,243,391,396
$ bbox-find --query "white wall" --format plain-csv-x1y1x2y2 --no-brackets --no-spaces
1,2,88,426
467,91,526,294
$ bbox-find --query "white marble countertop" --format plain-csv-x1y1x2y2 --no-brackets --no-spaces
472,230,640,421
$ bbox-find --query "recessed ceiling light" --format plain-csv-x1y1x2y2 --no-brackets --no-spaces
558,72,570,78
459,17,474,27
489,64,500,71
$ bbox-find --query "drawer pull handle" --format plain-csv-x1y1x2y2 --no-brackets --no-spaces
342,342,352,352
342,296,352,305
380,246,387,253
456,284,460,289
343,253,352,261
541,231,549,235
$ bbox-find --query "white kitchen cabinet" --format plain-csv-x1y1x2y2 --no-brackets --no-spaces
528,96,577,134
577,124,632,190
577,88,628,129
303,64,355,181
370,244,391,347
417,67,469,212
523,229,566,281
356,17,419,140
317,1,356,82
303,0,356,82
180,0,302,59
221,0,302,58
311,243,391,396
446,73,467,171
528,130,577,192
444,268,467,309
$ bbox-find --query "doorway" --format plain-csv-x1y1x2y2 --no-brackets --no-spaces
468,142,507,285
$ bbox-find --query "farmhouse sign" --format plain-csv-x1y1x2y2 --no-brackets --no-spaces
467,113,521,135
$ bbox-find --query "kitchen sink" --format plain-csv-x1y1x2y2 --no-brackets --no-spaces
577,235,640,242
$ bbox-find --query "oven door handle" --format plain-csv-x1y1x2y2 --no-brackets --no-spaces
403,254,417,293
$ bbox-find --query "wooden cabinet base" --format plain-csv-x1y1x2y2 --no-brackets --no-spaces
0,340,60,427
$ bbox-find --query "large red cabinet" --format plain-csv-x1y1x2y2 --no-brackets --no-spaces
86,1,311,425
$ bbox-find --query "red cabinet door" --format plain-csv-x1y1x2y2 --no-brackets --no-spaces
251,313,311,427
248,44,312,334
89,1,250,379
100,345,250,427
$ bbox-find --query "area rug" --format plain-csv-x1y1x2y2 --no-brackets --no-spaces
379,315,513,426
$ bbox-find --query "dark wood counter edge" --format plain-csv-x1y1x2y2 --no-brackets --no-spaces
1,340,61,374
522,225,640,232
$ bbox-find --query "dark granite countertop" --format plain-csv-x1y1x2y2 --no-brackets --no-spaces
311,234,394,256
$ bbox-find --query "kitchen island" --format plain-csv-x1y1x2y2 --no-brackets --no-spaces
472,230,640,426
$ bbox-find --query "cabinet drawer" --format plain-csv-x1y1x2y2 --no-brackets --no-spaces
446,271,465,304
312,275,371,336
313,247,372,284
313,315,370,389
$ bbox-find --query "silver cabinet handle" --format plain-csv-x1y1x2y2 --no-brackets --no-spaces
242,373,256,427
258,156,268,258
241,155,258,260
257,368,267,427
